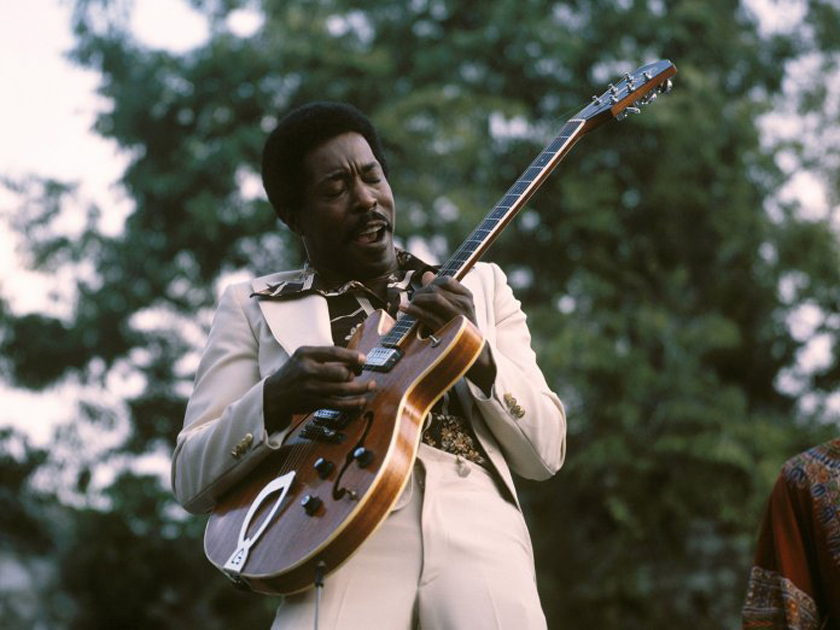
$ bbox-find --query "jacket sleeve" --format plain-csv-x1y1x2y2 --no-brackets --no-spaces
466,263,566,480
170,283,288,514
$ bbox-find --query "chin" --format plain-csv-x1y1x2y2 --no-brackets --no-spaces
351,245,397,279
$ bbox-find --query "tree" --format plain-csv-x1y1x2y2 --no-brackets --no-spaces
2,0,838,627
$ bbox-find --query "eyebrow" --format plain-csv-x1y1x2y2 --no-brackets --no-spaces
321,162,380,183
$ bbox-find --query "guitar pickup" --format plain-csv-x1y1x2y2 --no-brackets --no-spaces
363,346,403,372
301,424,346,443
312,408,350,429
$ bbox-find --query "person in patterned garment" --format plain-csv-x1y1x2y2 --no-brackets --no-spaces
742,438,840,629
170,102,566,629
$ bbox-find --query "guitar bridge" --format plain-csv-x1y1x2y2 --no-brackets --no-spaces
363,346,403,372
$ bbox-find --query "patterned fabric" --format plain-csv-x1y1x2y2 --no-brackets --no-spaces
252,249,491,468
742,566,820,630
784,441,840,569
422,413,488,467
742,439,840,629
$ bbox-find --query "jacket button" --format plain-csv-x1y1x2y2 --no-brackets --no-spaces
231,433,254,458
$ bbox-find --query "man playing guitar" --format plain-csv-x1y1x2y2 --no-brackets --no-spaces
171,101,566,629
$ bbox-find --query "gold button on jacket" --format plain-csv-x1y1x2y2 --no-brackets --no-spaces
230,432,254,457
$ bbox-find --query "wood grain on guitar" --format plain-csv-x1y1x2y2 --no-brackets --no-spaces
203,59,677,595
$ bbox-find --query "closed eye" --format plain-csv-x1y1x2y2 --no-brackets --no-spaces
361,163,382,183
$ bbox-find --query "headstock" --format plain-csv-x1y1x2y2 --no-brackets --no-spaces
576,60,677,132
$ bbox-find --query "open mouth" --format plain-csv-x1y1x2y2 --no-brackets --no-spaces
353,222,388,245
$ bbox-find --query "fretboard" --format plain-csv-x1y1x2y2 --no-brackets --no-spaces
381,118,586,348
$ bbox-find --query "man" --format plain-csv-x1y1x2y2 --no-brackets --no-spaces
171,101,566,629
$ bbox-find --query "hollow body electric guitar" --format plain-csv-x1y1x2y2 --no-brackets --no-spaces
204,59,677,595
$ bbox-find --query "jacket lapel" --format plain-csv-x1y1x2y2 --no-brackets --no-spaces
251,272,332,356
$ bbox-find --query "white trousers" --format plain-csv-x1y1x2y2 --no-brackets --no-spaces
271,444,547,630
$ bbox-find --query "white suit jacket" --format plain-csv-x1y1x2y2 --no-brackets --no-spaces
171,261,566,514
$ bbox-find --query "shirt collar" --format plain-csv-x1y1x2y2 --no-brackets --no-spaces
251,248,437,300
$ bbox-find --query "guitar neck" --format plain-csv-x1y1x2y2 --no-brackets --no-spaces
380,118,586,348
440,117,586,281
377,59,676,349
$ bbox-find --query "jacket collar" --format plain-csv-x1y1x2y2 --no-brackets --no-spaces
250,270,332,355
246,250,445,356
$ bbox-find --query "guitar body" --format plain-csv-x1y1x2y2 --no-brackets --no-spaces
204,309,484,595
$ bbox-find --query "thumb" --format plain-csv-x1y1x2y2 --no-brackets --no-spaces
421,271,436,286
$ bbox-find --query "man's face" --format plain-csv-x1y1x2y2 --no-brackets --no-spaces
295,132,397,282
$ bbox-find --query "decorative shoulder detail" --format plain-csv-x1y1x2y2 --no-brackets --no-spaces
781,438,840,567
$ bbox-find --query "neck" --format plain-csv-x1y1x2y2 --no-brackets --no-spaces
360,273,393,301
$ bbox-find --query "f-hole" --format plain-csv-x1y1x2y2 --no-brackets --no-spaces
332,411,374,501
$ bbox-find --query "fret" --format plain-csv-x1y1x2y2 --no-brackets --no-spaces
509,181,529,195
440,258,466,274
448,253,470,267
382,317,415,346
487,204,519,219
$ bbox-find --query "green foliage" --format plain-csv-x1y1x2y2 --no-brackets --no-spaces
0,429,51,553
60,473,275,629
2,0,839,627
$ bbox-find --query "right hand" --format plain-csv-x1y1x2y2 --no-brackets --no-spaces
263,346,374,431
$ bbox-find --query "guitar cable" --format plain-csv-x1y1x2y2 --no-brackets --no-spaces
313,560,327,630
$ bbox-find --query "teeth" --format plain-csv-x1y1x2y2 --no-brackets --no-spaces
357,223,385,236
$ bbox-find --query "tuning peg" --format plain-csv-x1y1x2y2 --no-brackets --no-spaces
615,106,641,121
658,79,673,94
609,83,618,95
591,95,602,105
643,71,652,81
640,91,658,105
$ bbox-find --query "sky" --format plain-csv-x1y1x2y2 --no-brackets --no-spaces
0,0,836,452
0,0,261,448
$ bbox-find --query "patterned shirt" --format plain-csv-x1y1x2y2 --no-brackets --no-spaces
742,438,840,629
251,249,489,467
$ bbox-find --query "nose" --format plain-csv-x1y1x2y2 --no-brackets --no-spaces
351,179,377,211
